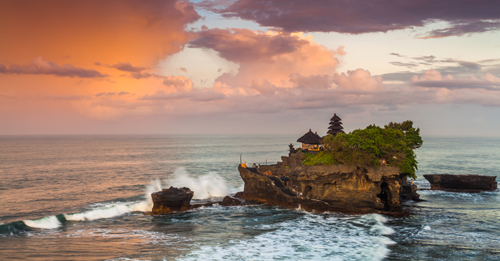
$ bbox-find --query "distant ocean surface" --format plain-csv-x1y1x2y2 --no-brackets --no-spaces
1,135,499,260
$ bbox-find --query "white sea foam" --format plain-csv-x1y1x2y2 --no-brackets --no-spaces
23,215,61,229
370,213,388,223
424,225,431,230
366,214,395,235
179,212,396,261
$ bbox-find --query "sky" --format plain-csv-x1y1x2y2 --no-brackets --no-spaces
1,0,499,137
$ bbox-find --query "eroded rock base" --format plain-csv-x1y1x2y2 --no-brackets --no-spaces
237,152,410,216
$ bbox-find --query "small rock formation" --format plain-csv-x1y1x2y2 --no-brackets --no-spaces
151,186,193,214
400,183,421,201
148,188,251,215
237,153,409,216
219,196,243,206
424,174,498,192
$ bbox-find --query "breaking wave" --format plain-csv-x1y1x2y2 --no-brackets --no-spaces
5,167,231,232
64,201,150,221
49,167,230,223
23,215,62,229
0,220,31,236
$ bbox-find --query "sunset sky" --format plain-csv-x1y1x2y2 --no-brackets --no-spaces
1,0,499,136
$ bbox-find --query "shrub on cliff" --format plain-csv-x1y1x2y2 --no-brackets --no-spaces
303,120,422,179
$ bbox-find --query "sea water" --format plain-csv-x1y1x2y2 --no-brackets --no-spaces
0,135,499,260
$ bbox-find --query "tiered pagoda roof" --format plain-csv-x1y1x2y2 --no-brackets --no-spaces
327,113,345,136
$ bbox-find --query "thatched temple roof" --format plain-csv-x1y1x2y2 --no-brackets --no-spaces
327,113,345,136
297,129,322,144
330,113,342,122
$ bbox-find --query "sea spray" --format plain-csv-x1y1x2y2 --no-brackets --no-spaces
144,178,162,205
228,183,245,195
164,167,228,199
62,168,231,223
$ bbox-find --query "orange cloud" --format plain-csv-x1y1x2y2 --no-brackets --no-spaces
191,29,342,93
0,0,202,130
0,0,200,67
333,69,384,91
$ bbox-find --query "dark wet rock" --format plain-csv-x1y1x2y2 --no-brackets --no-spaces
190,202,215,209
424,174,497,192
234,192,245,199
151,186,193,214
219,196,242,206
148,188,254,215
238,153,409,216
400,183,421,201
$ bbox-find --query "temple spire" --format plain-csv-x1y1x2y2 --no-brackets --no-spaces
327,113,345,136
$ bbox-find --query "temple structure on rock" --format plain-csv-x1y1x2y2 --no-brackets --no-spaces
297,129,322,151
327,113,345,136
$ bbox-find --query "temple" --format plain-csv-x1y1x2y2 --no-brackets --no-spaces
327,113,345,136
296,129,322,151
235,112,417,216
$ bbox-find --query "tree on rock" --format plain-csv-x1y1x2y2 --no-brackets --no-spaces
304,120,423,179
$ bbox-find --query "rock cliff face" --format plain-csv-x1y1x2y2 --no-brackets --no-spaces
238,153,407,215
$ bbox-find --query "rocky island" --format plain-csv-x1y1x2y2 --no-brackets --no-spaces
150,114,422,216
235,115,423,216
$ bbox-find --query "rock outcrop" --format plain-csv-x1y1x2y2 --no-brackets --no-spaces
424,174,498,192
238,153,408,216
400,183,420,201
219,196,243,206
149,188,250,215
151,186,194,214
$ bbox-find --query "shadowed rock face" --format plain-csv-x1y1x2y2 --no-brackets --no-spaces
424,174,498,192
238,153,408,216
151,187,194,214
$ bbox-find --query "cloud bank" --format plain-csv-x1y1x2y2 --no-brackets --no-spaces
199,0,500,37
0,57,107,78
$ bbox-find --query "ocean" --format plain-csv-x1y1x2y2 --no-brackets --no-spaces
0,135,499,260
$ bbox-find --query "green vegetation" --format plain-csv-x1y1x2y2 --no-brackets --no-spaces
302,120,423,179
